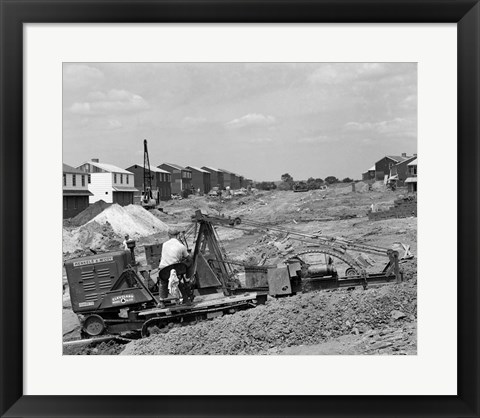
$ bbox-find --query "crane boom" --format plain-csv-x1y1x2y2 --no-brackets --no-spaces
142,139,156,209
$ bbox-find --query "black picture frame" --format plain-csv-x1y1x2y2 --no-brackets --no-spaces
1,1,479,417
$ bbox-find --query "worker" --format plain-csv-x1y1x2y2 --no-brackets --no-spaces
122,234,130,251
158,227,192,302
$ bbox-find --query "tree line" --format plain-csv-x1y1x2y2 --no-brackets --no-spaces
254,173,354,191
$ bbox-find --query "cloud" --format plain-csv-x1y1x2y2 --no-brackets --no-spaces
107,119,122,129
69,89,149,115
225,113,276,130
344,118,416,138
297,135,331,144
182,116,208,126
249,137,273,143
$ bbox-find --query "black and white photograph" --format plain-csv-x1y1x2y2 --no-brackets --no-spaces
62,62,418,356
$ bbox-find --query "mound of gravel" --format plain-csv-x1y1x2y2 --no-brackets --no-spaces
71,200,111,226
87,204,169,238
122,280,417,355
63,221,121,254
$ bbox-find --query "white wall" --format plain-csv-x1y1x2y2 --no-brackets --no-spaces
88,172,112,204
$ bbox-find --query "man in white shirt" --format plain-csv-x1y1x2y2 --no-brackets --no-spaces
158,227,191,302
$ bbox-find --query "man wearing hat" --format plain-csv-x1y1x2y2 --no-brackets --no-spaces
158,227,192,302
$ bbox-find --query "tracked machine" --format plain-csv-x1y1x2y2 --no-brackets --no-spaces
65,210,411,339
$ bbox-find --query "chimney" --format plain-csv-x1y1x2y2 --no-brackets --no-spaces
401,153,407,157
91,158,99,163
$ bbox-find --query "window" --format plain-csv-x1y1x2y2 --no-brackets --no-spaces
88,174,91,184
72,175,76,186
81,175,85,187
113,173,117,183
126,175,129,184
120,174,123,184
63,174,66,186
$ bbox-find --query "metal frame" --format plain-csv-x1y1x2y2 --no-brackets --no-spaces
1,1,479,417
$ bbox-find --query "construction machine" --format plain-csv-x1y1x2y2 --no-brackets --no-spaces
141,139,157,209
64,210,409,339
189,210,408,295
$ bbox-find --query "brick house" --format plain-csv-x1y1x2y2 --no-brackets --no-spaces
218,168,240,189
201,166,224,190
158,163,192,196
63,164,93,218
389,155,417,186
77,159,137,206
126,164,172,202
375,153,414,181
362,165,376,181
186,166,211,194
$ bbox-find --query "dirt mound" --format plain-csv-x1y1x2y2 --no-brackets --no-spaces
88,204,169,238
71,200,111,226
63,221,121,254
122,280,416,355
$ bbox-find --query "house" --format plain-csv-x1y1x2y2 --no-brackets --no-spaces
186,166,211,194
125,164,172,202
201,166,224,190
374,153,414,181
158,163,192,196
362,165,376,181
218,168,240,189
238,175,245,189
389,154,417,186
77,159,137,206
405,158,418,193
63,164,93,219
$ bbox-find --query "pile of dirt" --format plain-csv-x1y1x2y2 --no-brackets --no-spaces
239,231,291,265
122,280,416,355
70,200,111,226
88,204,169,238
63,221,121,255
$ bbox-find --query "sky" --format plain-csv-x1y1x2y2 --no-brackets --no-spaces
63,63,417,181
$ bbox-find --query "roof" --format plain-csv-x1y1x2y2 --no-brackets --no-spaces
218,168,237,176
63,164,85,175
63,189,93,196
160,162,190,171
407,158,417,166
127,164,170,174
201,166,221,173
186,166,209,173
368,165,375,171
405,177,417,183
112,186,139,192
80,161,132,174
386,155,413,163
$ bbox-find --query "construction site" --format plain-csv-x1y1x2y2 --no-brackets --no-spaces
62,181,417,356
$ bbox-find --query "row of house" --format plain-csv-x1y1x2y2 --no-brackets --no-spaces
63,159,252,218
362,153,418,193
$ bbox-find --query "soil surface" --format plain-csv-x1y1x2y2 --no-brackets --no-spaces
63,183,417,355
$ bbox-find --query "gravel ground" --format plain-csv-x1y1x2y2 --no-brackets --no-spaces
121,278,417,355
